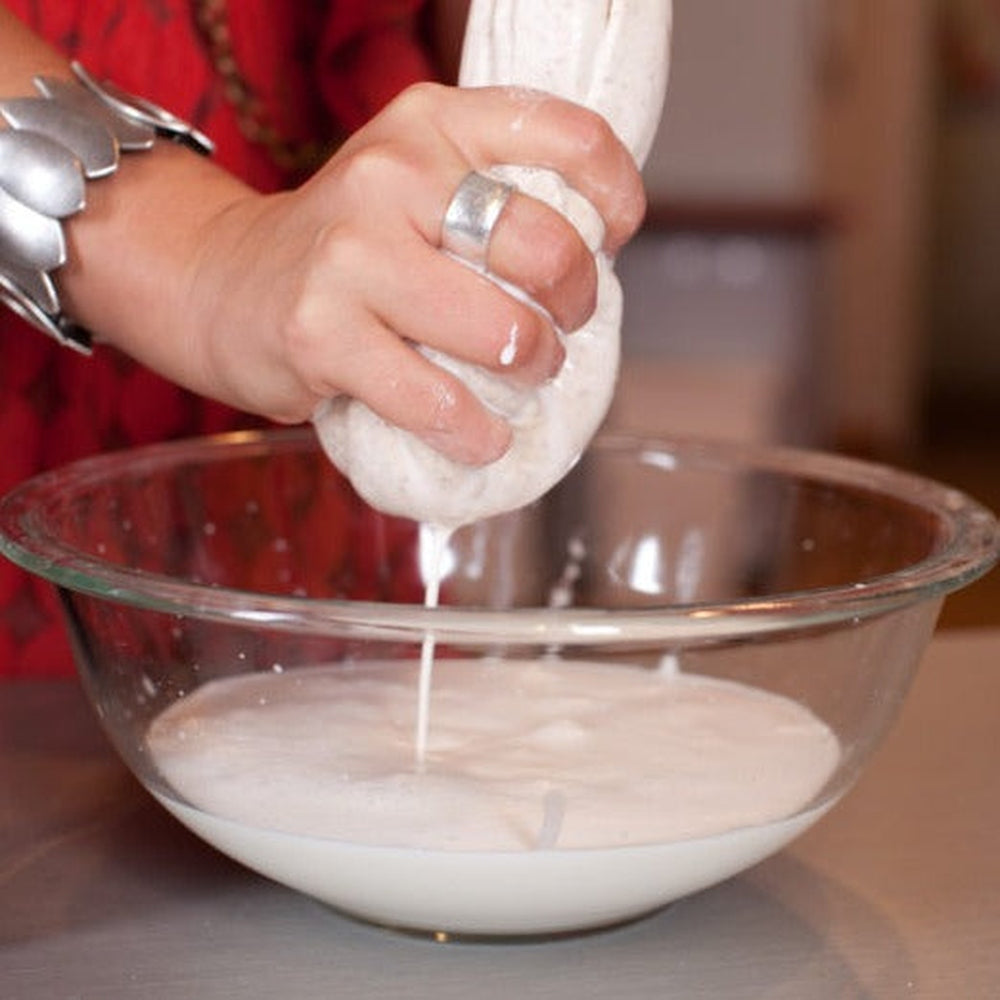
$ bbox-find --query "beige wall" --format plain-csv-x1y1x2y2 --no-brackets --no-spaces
816,0,936,454
643,0,820,204
644,0,938,456
929,0,1000,399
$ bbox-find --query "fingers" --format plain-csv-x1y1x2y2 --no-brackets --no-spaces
236,83,646,465
379,83,647,255
373,234,567,381
302,309,513,466
293,219,566,390
347,83,635,335
484,192,598,333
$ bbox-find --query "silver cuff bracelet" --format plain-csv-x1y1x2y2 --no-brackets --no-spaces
0,61,213,353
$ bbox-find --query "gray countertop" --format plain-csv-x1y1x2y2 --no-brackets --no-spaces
2,629,998,999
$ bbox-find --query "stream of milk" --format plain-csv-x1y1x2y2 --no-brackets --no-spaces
414,522,451,766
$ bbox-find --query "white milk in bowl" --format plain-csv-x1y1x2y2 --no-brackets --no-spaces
147,657,840,936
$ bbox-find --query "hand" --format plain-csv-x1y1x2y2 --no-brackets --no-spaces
136,84,645,464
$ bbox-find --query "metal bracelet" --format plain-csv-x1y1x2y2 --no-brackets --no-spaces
0,61,213,353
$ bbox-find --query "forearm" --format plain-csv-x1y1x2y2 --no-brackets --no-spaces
0,8,254,395
0,8,65,88
60,142,254,397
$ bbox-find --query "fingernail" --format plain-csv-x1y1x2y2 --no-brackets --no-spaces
547,338,567,379
479,416,513,464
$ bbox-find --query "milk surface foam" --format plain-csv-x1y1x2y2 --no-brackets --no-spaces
149,659,838,852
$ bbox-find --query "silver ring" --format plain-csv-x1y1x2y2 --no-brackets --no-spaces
440,171,513,269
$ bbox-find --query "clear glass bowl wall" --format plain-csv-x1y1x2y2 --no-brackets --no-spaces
1,429,996,819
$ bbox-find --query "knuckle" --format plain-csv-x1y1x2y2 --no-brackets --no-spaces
310,220,362,275
281,310,351,412
517,222,596,325
569,107,617,159
333,138,430,218
619,175,648,236
279,250,343,358
538,226,590,287
281,299,323,369
335,137,428,206
336,143,398,198
389,81,448,123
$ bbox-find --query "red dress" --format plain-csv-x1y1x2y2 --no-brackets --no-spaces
0,0,434,677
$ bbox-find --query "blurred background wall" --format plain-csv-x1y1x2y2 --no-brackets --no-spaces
931,0,1000,409
608,0,998,623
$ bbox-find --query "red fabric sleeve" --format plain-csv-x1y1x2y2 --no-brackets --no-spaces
317,0,436,132
0,0,435,678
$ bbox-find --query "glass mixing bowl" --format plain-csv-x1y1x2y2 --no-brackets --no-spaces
1,429,996,937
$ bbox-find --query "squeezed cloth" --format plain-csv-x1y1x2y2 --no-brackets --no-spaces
314,0,672,528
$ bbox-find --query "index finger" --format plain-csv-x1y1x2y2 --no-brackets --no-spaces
384,83,647,255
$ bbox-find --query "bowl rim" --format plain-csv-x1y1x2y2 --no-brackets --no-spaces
0,428,996,644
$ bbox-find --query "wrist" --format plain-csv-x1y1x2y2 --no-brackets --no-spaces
60,139,255,391
0,62,215,351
